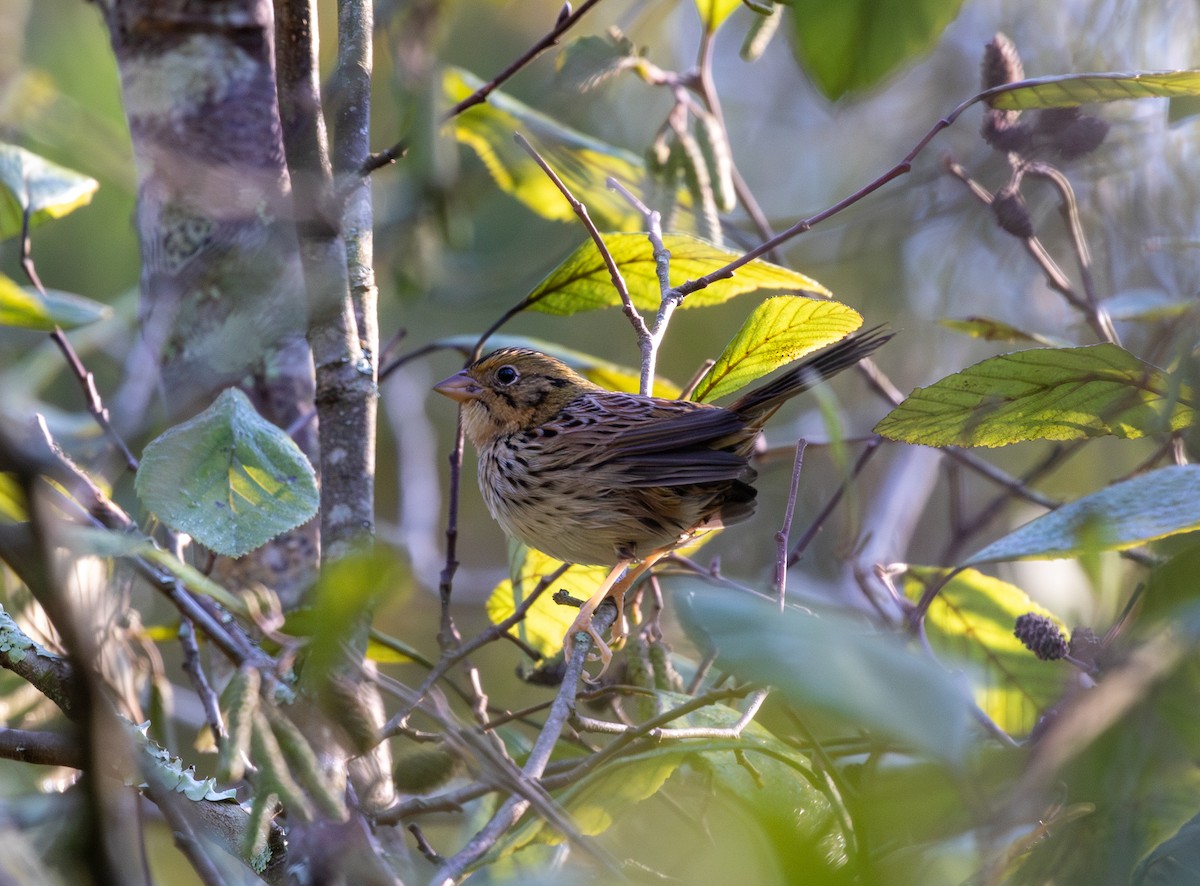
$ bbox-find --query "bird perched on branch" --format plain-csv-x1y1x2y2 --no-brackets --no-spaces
434,326,891,674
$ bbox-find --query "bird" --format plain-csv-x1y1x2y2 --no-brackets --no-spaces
434,326,891,674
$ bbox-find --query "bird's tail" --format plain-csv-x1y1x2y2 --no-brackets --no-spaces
727,325,893,424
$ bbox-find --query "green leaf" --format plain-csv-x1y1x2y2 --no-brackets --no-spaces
694,0,742,33
875,344,1194,448
787,0,967,100
434,333,682,397
300,548,410,686
676,581,973,762
939,316,1067,347
1141,543,1200,623
966,465,1200,565
555,33,637,93
365,630,429,666
902,567,1070,736
486,544,612,659
0,143,98,241
525,232,830,316
444,67,645,230
989,70,1200,111
692,296,862,402
135,388,319,558
1133,810,1200,885
0,274,111,331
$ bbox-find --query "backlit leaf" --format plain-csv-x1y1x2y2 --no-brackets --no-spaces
445,67,645,230
875,344,1193,448
967,465,1200,565
903,567,1070,735
692,296,862,402
0,274,111,331
989,70,1200,111
486,544,611,659
525,232,830,316
939,316,1066,347
135,388,319,558
694,0,742,32
0,143,98,241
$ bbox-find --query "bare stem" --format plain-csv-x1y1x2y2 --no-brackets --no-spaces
383,564,569,737
774,440,807,610
20,206,138,470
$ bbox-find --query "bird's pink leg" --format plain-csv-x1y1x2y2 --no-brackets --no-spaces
564,551,668,678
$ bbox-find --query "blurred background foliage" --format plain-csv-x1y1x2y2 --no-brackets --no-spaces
4,0,1200,882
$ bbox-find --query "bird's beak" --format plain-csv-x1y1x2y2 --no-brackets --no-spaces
433,370,482,403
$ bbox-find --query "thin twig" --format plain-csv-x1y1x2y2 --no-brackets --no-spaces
943,157,1115,344
171,533,225,747
431,602,624,884
774,440,807,610
20,207,138,470
515,132,650,345
939,441,1080,563
788,439,881,567
607,176,680,393
407,823,444,865
692,29,780,262
575,687,769,740
363,0,606,175
665,77,1085,303
1024,161,1118,344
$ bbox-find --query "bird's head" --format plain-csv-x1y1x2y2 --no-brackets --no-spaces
434,348,595,445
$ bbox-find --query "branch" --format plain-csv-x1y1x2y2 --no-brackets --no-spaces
19,206,138,471
514,132,650,345
666,80,1045,303
774,441,807,609
0,727,82,768
363,0,607,174
0,603,78,720
607,177,679,394
574,687,769,740
432,601,624,884
384,563,569,736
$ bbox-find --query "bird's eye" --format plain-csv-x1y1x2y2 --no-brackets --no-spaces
495,365,519,385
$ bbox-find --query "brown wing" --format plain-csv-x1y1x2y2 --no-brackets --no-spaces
533,391,753,489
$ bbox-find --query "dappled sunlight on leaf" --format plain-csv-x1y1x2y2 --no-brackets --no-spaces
876,344,1194,447
989,70,1200,110
693,296,862,402
525,232,831,315
134,389,319,558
